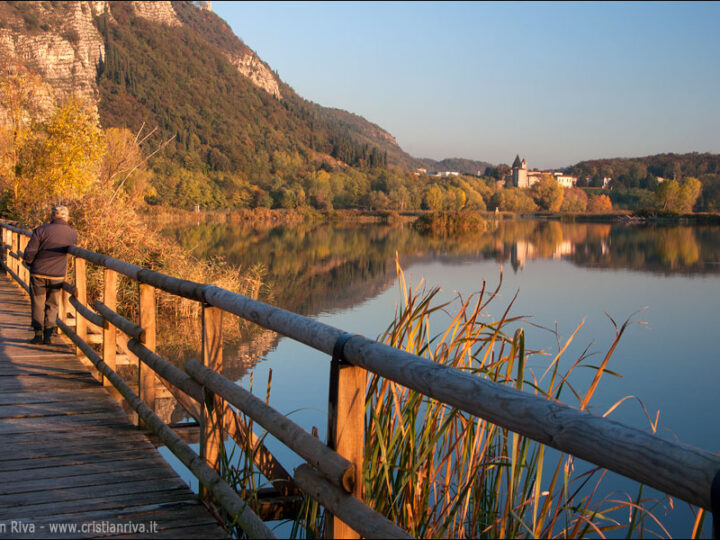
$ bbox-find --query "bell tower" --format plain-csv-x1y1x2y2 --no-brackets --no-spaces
511,155,528,188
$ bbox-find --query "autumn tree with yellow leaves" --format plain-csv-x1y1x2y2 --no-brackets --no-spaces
13,97,105,222
0,65,104,224
0,62,47,208
530,173,564,212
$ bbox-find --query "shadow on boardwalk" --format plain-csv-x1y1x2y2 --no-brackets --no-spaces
0,275,225,539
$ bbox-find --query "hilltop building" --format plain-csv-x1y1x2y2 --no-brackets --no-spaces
511,155,578,189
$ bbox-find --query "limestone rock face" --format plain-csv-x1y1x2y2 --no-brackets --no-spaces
89,1,114,20
0,0,282,127
0,2,107,119
131,1,181,27
229,52,282,99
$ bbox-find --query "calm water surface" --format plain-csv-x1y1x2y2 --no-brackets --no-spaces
163,218,720,537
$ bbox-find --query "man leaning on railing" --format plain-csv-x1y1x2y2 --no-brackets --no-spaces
22,205,78,345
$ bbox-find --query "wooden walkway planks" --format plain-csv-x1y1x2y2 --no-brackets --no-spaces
0,275,226,538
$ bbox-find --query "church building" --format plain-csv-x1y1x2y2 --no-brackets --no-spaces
511,155,578,189
511,155,542,188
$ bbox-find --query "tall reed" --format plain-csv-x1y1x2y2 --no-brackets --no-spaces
363,260,670,538
216,260,678,538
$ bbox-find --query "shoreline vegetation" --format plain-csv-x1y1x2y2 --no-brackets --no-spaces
142,206,720,229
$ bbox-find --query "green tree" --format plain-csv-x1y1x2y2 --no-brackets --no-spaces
677,177,702,213
655,180,681,212
444,186,466,211
368,190,390,211
388,186,410,211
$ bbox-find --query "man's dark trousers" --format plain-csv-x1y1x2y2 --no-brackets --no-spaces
30,275,64,331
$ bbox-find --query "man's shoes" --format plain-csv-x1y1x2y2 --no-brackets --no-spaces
30,329,43,344
42,328,55,345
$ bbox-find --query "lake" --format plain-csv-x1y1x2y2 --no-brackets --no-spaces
162,217,720,537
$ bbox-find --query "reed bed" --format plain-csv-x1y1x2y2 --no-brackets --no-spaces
217,260,686,538
362,260,673,539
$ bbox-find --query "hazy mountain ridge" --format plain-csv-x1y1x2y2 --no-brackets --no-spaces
419,157,494,175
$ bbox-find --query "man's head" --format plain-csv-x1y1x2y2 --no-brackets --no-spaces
51,205,69,221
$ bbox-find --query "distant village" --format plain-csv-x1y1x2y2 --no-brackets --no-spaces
415,155,645,190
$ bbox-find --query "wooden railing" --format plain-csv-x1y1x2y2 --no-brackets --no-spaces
1,221,719,539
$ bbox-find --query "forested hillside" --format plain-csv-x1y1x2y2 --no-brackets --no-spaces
567,153,720,210
95,1,401,205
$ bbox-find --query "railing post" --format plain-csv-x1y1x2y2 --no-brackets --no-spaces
102,269,117,387
73,257,100,381
16,232,22,283
1,227,8,274
0,227,5,272
19,235,29,290
200,304,224,499
74,258,87,354
326,350,366,540
12,232,19,280
5,227,10,274
138,283,157,427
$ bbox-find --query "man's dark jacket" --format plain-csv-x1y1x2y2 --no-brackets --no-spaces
23,219,78,278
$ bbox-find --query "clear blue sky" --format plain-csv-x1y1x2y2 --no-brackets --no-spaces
212,1,720,169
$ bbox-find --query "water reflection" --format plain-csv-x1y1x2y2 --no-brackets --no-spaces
159,218,720,536
164,219,720,318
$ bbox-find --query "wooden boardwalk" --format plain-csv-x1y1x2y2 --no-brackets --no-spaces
0,275,226,538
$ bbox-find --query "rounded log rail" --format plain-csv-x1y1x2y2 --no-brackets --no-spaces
94,300,145,342
67,294,105,328
2,220,720,531
57,318,276,539
186,358,355,493
172,280,720,511
293,464,412,539
126,338,204,402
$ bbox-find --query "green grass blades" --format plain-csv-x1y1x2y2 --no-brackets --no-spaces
363,263,670,538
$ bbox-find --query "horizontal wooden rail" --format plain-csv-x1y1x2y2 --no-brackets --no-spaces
57,318,276,539
122,337,299,499
352,339,720,510
186,358,355,493
126,338,204,402
61,281,77,296
94,300,145,342
67,294,105,328
1,223,28,235
69,245,144,280
294,465,412,539
162,283,720,511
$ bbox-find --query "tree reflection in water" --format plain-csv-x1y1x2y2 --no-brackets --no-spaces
154,218,720,403
164,219,720,317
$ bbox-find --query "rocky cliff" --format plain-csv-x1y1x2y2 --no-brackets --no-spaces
228,52,281,99
0,1,108,117
0,0,281,118
131,0,181,27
